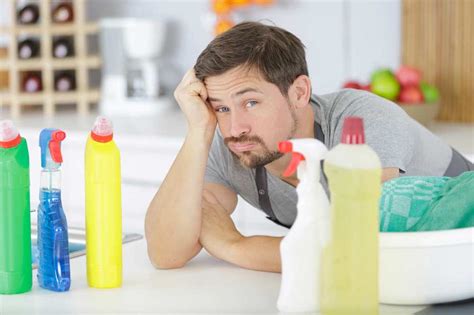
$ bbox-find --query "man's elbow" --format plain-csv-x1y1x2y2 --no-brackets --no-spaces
382,167,400,183
146,246,187,270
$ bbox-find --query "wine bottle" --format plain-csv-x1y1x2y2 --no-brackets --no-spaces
22,73,42,93
18,38,40,59
52,38,74,58
18,4,40,24
54,72,76,91
52,3,74,23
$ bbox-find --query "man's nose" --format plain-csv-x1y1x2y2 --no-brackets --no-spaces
229,111,250,138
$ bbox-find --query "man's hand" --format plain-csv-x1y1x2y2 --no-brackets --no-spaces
174,69,217,134
199,194,243,261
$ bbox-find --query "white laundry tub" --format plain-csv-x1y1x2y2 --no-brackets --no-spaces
380,227,474,305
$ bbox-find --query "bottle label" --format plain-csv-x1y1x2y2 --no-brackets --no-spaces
57,78,71,91
55,45,68,58
25,78,39,92
22,11,34,23
56,9,69,22
19,46,32,59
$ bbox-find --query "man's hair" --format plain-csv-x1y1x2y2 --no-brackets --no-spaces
194,21,308,96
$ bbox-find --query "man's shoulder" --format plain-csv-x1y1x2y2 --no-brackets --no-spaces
314,88,405,118
315,88,377,107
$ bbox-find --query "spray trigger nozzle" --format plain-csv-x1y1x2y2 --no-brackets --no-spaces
283,152,305,177
49,130,66,163
40,129,66,168
279,141,306,177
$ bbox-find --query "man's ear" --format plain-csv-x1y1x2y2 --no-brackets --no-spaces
288,75,312,109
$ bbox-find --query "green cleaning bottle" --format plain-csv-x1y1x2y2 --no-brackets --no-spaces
321,117,382,315
0,120,32,294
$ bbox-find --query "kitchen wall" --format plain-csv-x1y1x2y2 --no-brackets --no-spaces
84,0,401,95
0,0,401,94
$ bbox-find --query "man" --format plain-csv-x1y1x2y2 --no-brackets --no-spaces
144,22,473,273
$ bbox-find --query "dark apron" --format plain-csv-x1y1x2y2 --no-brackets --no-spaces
444,149,474,176
255,121,325,229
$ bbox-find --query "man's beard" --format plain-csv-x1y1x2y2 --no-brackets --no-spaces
224,107,298,169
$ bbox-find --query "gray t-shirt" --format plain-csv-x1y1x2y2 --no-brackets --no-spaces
204,89,453,227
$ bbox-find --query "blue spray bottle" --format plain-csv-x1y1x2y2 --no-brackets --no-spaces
37,129,71,292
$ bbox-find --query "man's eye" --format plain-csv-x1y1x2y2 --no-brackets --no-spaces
216,106,230,113
245,100,258,108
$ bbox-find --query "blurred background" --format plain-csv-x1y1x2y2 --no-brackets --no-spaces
0,0,472,234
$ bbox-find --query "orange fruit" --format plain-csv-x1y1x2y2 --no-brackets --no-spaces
231,0,251,8
212,0,232,14
253,0,274,5
215,19,234,35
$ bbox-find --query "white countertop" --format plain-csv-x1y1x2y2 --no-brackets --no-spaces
0,239,433,315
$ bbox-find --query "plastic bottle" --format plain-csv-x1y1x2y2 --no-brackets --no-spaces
0,120,32,294
52,37,74,58
37,128,71,292
18,4,40,24
277,138,330,313
321,117,382,315
52,2,74,23
22,72,43,92
85,116,122,288
18,38,40,59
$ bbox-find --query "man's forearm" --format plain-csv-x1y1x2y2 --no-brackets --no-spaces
226,236,283,273
145,128,214,268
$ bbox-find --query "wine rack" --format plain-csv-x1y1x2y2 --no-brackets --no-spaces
0,0,101,117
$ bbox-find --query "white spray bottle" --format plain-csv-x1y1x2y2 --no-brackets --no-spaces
277,138,330,313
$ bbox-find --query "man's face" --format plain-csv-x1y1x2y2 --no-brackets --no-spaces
205,66,298,168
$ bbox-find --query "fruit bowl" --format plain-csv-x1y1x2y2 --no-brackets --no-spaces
397,101,440,126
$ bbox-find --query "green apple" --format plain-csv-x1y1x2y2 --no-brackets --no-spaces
371,68,394,83
420,82,440,103
371,75,400,101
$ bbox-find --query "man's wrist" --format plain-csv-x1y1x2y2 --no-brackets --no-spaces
187,126,215,146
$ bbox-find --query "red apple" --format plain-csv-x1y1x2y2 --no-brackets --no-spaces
343,80,362,89
395,66,422,87
361,84,371,92
398,86,424,104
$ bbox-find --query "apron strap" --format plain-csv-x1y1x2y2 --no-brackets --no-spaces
255,120,325,229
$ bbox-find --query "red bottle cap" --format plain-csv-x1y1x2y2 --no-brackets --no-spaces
0,135,21,148
91,116,114,143
341,117,365,144
0,120,21,148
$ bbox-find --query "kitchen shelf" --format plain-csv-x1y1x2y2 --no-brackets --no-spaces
0,23,99,35
0,0,101,117
0,56,101,71
1,89,100,106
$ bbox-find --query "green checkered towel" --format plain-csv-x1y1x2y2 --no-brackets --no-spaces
379,171,474,232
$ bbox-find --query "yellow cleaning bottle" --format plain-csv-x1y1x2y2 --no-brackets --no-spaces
321,117,382,315
85,116,122,288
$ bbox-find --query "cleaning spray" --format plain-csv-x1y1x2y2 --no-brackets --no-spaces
37,128,70,292
277,138,330,313
321,117,382,315
0,120,32,294
85,116,122,288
